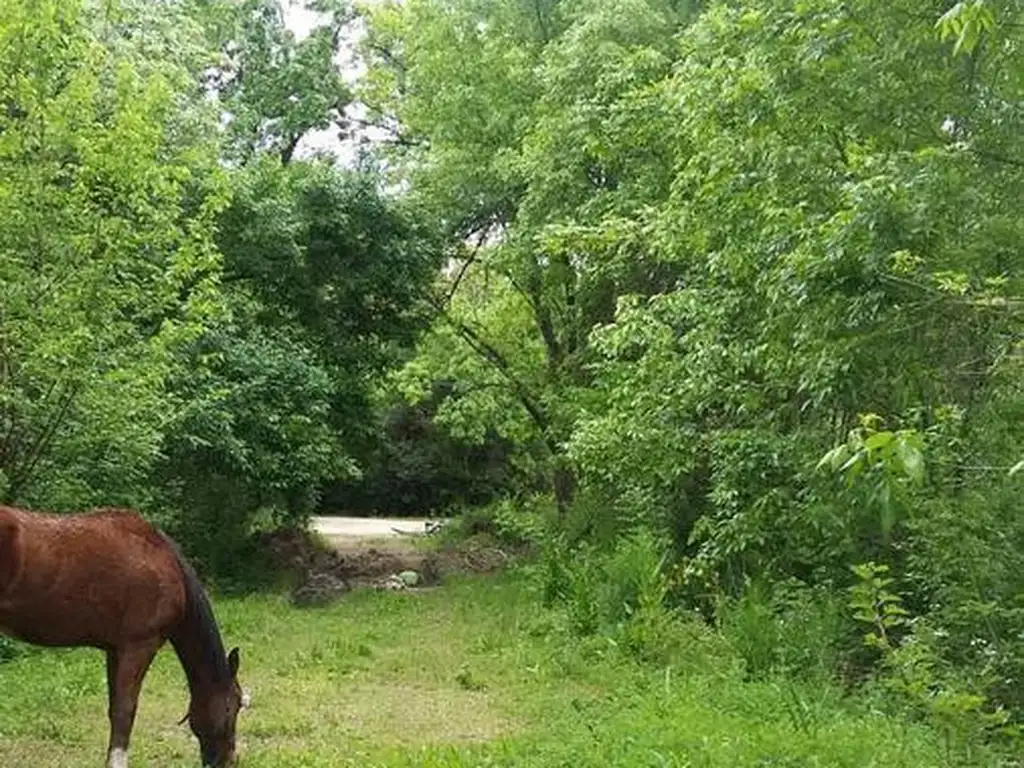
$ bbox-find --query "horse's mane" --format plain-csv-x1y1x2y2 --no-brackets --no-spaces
158,531,232,685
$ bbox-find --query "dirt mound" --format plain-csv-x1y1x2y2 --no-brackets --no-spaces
258,528,510,605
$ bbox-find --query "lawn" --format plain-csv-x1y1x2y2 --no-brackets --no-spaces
0,571,997,766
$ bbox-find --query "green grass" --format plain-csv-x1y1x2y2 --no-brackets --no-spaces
0,571,1006,766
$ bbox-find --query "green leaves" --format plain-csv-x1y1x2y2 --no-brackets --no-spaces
0,0,226,506
849,562,909,651
159,302,355,545
936,1,997,56
217,156,441,379
209,0,354,164
817,415,926,538
159,149,442,556
818,418,926,489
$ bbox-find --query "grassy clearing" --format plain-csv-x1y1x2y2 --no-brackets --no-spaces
0,571,1004,767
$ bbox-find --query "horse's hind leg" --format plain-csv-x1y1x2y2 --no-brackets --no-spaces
105,641,160,768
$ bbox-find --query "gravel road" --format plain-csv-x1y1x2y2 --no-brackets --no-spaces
311,516,432,538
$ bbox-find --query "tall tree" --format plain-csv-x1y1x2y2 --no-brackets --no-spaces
360,0,693,508
0,0,226,507
145,1,444,554
198,0,354,164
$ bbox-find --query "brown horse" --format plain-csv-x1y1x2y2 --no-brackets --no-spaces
0,505,246,767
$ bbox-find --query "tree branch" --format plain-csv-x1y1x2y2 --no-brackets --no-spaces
430,298,556,454
5,379,80,501
444,228,490,307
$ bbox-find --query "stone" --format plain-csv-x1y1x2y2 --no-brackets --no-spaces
291,572,350,606
398,570,420,587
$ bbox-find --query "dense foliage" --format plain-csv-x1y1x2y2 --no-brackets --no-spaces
359,0,1024,750
0,0,442,567
1,0,1021,757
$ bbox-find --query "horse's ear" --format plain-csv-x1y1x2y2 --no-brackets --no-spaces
228,647,240,677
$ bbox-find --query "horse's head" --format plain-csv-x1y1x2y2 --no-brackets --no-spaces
186,647,246,767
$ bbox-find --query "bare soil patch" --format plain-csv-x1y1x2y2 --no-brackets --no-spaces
258,528,511,605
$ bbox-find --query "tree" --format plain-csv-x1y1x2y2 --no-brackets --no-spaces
0,0,226,509
126,1,445,551
198,0,355,164
360,0,691,510
360,0,1024,718
213,156,442,441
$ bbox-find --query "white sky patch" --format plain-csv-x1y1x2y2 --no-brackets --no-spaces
283,1,389,166
284,2,323,40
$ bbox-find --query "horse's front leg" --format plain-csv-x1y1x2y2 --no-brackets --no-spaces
105,642,160,768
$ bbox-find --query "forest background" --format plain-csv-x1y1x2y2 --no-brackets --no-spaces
1,0,1021,756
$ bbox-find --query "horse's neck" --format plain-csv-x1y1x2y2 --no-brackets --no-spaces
170,631,215,696
163,541,232,698
169,605,227,696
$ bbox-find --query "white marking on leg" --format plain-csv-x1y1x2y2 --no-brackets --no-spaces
107,747,128,768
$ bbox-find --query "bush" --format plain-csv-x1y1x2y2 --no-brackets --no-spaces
537,526,681,662
154,309,352,569
717,578,847,682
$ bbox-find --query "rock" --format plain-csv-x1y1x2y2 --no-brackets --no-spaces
398,570,420,587
291,572,350,606
373,574,407,591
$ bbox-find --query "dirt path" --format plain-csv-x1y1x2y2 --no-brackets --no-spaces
299,516,440,587
265,516,506,604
